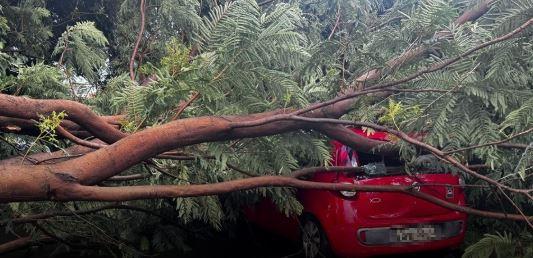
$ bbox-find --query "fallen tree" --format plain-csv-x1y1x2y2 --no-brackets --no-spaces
1,0,532,256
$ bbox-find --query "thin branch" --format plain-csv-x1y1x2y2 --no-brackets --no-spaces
497,187,533,230
226,163,258,177
0,136,38,164
32,222,73,248
129,0,147,81
497,143,529,149
327,4,341,40
444,128,533,154
56,126,107,149
171,91,200,120
106,174,150,181
368,16,402,32
4,204,166,225
63,175,532,221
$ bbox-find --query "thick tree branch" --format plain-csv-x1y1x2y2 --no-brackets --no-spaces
454,0,494,25
315,124,399,156
5,14,527,185
0,237,32,254
0,94,126,143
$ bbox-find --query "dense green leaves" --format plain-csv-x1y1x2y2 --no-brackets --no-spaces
0,0,532,257
53,21,108,84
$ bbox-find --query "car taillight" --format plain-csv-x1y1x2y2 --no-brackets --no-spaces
446,185,454,199
359,230,367,242
458,177,465,187
458,176,466,193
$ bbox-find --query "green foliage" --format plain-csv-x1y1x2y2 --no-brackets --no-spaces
378,99,421,129
53,21,108,83
111,0,202,75
0,0,53,58
2,63,70,99
159,38,191,77
1,0,533,256
194,0,309,113
463,232,533,258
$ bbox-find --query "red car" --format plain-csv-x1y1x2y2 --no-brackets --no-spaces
245,128,467,258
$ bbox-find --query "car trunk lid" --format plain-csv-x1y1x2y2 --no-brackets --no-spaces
353,173,463,220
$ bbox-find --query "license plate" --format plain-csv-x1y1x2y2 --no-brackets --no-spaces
395,226,438,242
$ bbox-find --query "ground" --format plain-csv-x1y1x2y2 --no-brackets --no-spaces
3,222,462,258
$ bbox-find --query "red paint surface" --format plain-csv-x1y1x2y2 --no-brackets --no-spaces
245,128,467,257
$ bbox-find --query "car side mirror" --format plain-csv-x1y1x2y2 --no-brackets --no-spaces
363,162,387,175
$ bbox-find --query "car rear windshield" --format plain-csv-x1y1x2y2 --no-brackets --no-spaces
358,152,404,167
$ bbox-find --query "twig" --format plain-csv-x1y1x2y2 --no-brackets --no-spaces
35,154,85,165
4,204,170,225
498,186,533,229
226,163,258,177
171,92,200,120
258,0,276,6
0,136,38,164
57,30,70,67
106,174,150,181
328,4,341,40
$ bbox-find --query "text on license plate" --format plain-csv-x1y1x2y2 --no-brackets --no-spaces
395,227,438,242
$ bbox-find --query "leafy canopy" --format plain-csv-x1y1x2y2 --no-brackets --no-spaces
0,0,532,257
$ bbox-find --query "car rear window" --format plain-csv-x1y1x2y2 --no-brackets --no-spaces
357,152,404,167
